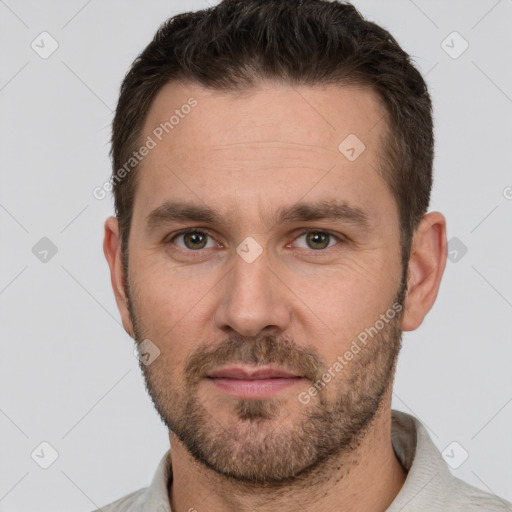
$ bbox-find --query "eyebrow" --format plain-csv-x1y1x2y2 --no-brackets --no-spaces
145,199,372,232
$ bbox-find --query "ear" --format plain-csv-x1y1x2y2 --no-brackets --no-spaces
103,216,134,337
401,211,447,331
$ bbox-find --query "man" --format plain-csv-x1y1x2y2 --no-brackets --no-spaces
99,0,512,511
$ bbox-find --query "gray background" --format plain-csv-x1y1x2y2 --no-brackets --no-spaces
1,0,511,510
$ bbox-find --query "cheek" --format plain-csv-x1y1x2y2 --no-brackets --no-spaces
300,254,399,315
130,253,208,318
293,257,400,359
129,260,217,360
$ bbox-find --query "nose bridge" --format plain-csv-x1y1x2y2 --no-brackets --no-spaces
214,242,290,337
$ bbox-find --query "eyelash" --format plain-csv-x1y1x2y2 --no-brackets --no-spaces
165,228,346,255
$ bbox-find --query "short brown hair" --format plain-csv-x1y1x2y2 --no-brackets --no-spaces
110,0,433,273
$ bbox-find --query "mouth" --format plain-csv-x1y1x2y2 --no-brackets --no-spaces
206,365,304,399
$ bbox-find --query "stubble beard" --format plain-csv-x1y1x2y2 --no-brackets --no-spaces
126,274,406,488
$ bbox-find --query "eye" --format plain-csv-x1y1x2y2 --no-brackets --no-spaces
166,228,345,253
292,230,343,250
169,229,219,251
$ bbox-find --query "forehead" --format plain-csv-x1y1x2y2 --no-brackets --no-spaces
142,80,387,155
133,80,393,225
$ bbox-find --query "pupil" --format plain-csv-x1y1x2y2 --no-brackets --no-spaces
308,232,328,249
186,232,206,249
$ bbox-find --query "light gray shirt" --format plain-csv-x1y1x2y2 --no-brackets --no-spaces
93,410,512,511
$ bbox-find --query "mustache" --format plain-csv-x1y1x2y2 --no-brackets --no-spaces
184,334,327,386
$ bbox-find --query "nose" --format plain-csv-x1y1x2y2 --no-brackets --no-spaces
213,246,292,338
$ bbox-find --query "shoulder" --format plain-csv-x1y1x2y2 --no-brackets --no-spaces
437,474,512,511
389,410,512,511
90,487,148,512
91,449,172,512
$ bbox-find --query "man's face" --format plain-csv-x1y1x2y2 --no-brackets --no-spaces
123,81,406,484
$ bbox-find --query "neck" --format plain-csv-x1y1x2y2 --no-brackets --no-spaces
167,400,407,512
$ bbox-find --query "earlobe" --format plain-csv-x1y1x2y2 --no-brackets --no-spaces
103,216,135,337
401,211,447,331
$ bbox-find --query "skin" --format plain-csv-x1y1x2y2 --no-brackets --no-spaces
104,81,447,512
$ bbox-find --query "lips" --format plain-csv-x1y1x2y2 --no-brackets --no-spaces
207,366,300,380
206,366,304,399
